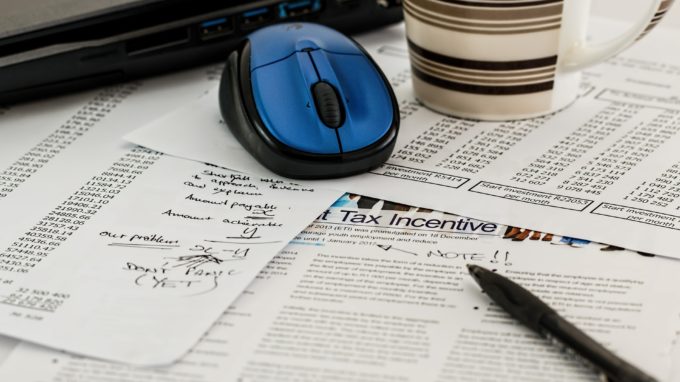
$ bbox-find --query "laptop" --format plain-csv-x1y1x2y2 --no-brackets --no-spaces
0,0,403,103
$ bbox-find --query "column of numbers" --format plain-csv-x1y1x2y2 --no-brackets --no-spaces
511,103,641,186
390,118,473,166
563,110,680,196
438,118,544,174
0,83,140,199
0,148,162,274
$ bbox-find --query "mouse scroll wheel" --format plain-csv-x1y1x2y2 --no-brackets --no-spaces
312,82,344,128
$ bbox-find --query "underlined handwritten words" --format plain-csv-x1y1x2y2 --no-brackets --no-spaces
376,244,512,266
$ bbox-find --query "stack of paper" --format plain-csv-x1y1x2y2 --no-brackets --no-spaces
1,196,680,381
1,14,680,382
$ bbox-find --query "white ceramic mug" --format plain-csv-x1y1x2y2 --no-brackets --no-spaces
403,0,674,120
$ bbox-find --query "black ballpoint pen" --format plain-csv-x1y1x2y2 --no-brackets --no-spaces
466,264,657,382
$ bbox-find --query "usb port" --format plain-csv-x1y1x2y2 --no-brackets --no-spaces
278,0,322,18
199,17,234,40
239,6,275,29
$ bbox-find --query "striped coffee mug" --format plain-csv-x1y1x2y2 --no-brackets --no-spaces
404,0,674,120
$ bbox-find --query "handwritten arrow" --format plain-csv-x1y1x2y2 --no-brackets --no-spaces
376,244,418,256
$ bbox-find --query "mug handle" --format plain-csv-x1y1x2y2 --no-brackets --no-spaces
562,0,673,71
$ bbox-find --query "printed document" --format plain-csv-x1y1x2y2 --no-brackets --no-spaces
1,195,678,381
0,68,341,365
127,21,680,259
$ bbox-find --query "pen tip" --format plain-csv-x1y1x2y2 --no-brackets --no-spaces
467,264,482,287
466,264,486,280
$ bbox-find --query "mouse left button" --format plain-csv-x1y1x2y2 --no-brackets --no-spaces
250,54,342,154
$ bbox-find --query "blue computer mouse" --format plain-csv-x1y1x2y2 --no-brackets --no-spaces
219,22,399,179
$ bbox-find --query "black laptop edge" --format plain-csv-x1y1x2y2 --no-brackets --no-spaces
0,0,403,104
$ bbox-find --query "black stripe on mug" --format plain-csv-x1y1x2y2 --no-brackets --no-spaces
412,66,555,95
407,39,558,71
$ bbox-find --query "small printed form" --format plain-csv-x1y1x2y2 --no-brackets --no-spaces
127,20,680,259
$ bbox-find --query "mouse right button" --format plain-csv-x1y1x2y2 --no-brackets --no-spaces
327,53,394,152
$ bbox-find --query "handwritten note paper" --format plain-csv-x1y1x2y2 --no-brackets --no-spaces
0,152,341,365
0,61,340,365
